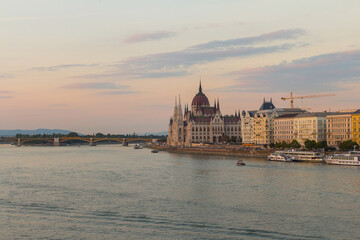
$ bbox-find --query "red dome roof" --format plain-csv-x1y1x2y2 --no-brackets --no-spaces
191,82,210,106
192,92,210,106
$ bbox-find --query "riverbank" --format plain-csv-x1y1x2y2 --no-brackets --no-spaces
151,145,273,158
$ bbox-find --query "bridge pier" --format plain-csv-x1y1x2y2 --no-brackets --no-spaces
17,138,21,147
54,137,60,146
122,138,128,146
89,138,96,146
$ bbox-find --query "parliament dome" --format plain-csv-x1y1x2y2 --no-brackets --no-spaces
191,82,210,107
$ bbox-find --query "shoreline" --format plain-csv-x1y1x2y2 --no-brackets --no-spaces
151,145,273,158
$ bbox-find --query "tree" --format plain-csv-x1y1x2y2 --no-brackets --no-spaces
275,141,289,149
339,140,359,151
95,133,105,138
316,141,328,149
305,139,317,150
289,140,301,149
67,132,79,137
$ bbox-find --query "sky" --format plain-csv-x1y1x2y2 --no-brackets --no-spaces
1,0,360,134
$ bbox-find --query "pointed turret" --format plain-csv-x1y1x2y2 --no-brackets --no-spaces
173,96,178,119
217,98,220,110
178,94,183,121
199,80,202,93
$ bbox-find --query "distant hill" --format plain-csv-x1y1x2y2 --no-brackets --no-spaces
0,129,74,137
143,131,168,136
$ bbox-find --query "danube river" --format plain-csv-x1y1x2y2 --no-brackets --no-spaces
0,145,359,239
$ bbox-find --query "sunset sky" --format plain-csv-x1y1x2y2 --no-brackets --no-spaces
1,0,360,134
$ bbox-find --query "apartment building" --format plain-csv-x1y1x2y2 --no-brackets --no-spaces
326,112,353,147
294,112,328,145
274,114,299,144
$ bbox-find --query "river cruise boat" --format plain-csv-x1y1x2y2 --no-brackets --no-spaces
276,150,324,162
325,152,360,166
267,152,293,162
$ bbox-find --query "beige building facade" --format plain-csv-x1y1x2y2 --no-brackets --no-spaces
274,114,298,144
326,112,353,147
241,110,256,144
294,113,328,145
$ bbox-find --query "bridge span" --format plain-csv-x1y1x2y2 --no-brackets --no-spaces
0,137,156,146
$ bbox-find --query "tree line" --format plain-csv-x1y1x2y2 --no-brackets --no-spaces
274,139,359,151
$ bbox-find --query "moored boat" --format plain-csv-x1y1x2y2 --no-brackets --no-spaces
267,152,293,162
325,152,360,166
277,150,324,162
134,144,143,149
151,150,158,153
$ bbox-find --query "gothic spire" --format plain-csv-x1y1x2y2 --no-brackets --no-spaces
199,79,202,93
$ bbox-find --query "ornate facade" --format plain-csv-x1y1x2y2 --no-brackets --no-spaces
167,83,241,147
242,99,306,145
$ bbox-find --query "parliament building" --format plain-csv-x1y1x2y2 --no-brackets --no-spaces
167,82,241,147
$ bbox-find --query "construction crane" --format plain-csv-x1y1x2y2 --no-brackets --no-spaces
281,92,335,108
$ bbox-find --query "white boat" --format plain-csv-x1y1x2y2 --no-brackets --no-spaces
277,150,324,162
325,152,360,166
134,144,143,149
267,152,293,162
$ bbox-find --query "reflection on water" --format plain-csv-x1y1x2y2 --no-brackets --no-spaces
0,145,359,239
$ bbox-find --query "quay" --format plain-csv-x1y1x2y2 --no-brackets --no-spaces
152,145,274,158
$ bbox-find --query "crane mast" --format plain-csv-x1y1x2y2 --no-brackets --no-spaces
281,92,335,108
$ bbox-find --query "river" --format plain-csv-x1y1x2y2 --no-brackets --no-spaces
0,145,359,239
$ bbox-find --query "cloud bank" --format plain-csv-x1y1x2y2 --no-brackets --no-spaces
217,50,360,93
83,28,306,79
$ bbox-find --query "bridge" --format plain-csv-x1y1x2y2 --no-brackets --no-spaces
0,137,156,146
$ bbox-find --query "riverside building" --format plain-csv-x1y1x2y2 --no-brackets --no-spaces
242,99,305,145
293,112,328,145
352,109,360,145
326,111,354,147
274,114,299,144
167,83,242,147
